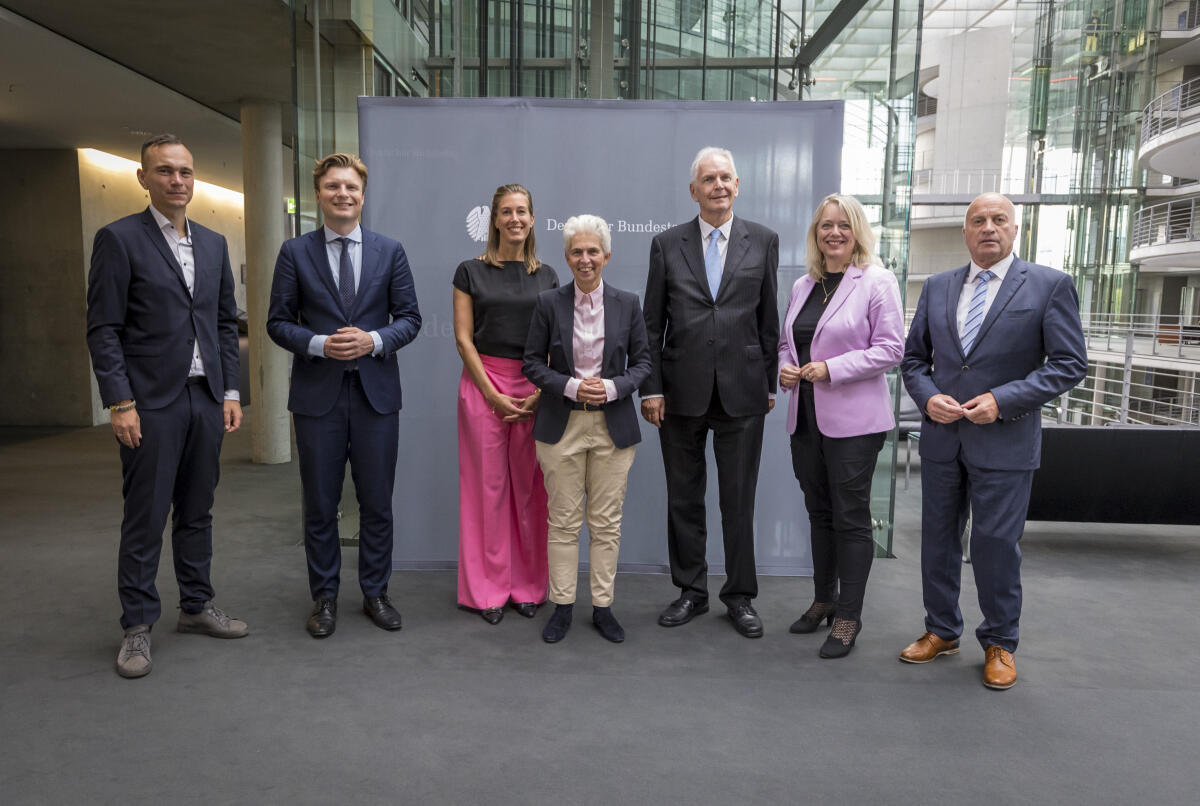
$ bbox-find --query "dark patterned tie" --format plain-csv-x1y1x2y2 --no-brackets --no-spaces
336,236,355,313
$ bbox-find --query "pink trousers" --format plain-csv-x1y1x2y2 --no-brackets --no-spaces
457,355,549,609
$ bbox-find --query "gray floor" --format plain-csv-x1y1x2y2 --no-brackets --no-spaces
1,416,1198,805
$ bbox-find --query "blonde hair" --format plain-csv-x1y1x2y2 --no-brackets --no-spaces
313,153,367,191
805,194,878,281
482,184,541,274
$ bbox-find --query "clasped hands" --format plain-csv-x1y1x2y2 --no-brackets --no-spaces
779,361,829,388
926,392,999,425
323,326,375,361
489,390,541,422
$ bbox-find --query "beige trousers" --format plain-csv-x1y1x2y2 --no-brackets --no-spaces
535,410,636,607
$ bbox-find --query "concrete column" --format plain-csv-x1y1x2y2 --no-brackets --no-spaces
240,100,292,464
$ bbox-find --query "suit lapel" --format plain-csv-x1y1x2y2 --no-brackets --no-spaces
719,217,751,300
946,264,971,357
970,259,1027,353
556,284,576,376
140,209,189,294
305,229,345,316
678,218,710,300
814,266,861,340
601,284,620,372
352,231,379,318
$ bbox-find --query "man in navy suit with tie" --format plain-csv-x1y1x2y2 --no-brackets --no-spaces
900,192,1087,689
267,153,421,638
87,134,248,679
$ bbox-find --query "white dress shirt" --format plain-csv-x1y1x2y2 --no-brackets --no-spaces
306,224,384,359
956,251,1015,338
149,205,239,401
697,215,733,270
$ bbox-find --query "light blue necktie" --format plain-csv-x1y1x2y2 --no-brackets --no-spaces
705,229,722,299
960,269,995,354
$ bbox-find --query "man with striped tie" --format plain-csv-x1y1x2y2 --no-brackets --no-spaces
898,193,1087,690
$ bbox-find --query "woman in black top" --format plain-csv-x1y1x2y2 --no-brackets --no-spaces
453,184,559,624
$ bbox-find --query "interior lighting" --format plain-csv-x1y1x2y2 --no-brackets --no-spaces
78,148,244,204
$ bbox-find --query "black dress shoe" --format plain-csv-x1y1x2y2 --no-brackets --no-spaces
819,618,861,659
789,601,836,634
481,607,504,625
306,597,337,639
727,601,764,638
363,595,403,631
658,596,709,627
592,606,625,643
542,604,573,643
511,601,539,619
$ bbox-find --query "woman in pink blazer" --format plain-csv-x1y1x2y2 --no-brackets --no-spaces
777,194,904,658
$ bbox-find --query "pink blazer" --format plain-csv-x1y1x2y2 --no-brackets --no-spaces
777,264,904,437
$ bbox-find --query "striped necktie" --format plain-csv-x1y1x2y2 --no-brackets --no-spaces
960,270,995,354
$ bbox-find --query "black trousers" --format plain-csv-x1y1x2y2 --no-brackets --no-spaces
117,381,224,629
659,384,765,606
789,388,885,621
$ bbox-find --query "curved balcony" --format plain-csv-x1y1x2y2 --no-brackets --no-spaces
1129,198,1200,267
1139,77,1200,179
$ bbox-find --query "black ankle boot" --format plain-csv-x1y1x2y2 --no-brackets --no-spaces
819,618,861,659
541,603,573,643
592,606,625,643
789,601,836,634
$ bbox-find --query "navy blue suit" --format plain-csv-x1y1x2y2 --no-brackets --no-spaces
902,256,1087,651
86,208,240,629
523,282,652,450
267,228,421,599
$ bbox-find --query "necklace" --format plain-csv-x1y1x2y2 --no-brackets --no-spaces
818,272,842,304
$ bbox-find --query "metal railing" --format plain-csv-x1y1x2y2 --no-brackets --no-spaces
1080,311,1200,363
1130,198,1200,250
910,168,1073,197
1140,76,1200,145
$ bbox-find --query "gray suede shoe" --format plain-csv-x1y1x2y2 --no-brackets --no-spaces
116,626,152,678
177,601,248,638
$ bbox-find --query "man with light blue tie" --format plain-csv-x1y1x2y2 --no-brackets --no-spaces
640,147,779,638
267,153,421,638
899,192,1087,689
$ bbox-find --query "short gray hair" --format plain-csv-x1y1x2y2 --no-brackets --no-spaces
562,214,612,255
690,147,738,183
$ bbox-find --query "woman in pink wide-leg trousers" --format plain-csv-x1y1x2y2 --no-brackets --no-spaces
452,184,558,624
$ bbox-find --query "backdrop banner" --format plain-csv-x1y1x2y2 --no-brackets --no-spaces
359,97,843,575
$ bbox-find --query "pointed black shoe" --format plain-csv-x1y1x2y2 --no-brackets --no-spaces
511,601,539,619
819,618,861,659
481,607,504,625
789,601,836,634
542,603,573,643
592,606,625,643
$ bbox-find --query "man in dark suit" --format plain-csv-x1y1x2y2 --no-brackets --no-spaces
86,134,248,679
900,192,1087,689
267,153,421,638
523,214,652,644
640,147,780,638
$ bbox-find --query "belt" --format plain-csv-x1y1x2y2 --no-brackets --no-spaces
569,400,605,411
185,376,206,386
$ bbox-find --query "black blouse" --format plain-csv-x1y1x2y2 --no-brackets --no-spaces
452,259,559,359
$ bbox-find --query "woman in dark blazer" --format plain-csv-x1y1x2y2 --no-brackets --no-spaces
777,193,904,658
523,215,652,644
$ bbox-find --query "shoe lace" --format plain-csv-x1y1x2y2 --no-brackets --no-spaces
124,632,150,658
830,618,856,645
205,604,230,625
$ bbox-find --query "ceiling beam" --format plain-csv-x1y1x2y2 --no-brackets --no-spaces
792,0,872,75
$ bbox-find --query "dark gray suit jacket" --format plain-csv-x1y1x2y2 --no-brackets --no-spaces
640,215,779,417
901,257,1087,471
523,282,652,450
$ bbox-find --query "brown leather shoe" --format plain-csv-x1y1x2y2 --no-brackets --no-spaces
983,645,1017,690
899,631,960,663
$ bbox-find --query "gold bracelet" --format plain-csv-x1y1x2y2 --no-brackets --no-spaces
110,400,136,413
